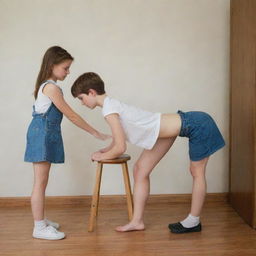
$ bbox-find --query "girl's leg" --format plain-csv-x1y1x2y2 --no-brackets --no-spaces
116,137,177,232
31,162,65,240
31,162,51,221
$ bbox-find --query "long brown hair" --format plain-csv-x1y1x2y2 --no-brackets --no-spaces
34,46,74,99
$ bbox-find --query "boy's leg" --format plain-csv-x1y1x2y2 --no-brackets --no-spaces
116,137,177,232
190,157,209,217
169,157,209,233
31,162,51,221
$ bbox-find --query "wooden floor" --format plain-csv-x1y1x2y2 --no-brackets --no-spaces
0,201,256,256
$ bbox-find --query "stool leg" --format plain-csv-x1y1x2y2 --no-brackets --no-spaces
122,162,133,220
88,163,103,232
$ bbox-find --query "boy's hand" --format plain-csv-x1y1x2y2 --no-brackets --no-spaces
91,151,103,161
93,132,112,141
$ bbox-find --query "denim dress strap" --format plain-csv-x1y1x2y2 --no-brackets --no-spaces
32,103,54,117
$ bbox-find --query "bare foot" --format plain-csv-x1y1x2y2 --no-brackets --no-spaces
115,222,145,232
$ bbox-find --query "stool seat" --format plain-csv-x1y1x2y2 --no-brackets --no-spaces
88,154,133,232
98,154,131,164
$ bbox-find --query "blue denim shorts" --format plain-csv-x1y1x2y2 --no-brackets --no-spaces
177,110,225,161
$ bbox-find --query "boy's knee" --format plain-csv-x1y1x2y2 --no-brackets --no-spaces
189,166,197,177
133,163,140,177
35,177,48,188
189,165,205,178
133,162,150,181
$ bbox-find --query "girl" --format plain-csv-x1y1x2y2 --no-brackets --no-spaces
24,47,109,240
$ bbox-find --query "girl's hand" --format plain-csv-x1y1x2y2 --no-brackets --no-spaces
93,132,112,141
91,151,104,161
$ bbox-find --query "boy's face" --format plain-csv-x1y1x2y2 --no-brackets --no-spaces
77,92,97,109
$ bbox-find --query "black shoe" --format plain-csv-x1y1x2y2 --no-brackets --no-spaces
168,222,202,234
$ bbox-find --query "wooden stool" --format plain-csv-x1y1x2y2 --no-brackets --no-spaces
88,154,133,232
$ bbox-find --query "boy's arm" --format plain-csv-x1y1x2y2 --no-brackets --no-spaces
91,114,126,161
98,140,115,153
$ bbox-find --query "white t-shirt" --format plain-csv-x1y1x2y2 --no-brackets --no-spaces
102,96,161,150
34,80,61,114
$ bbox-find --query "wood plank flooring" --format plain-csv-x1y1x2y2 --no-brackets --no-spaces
0,201,255,256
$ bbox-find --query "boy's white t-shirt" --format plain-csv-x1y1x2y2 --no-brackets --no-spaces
102,96,161,150
34,80,61,114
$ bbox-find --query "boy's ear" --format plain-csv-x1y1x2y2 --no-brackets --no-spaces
88,89,97,96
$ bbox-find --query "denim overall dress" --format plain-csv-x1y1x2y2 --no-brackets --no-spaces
24,85,64,163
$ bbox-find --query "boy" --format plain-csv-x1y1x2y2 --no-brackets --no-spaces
71,72,225,234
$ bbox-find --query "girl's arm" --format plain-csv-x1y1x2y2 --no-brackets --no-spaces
91,113,126,161
43,84,108,140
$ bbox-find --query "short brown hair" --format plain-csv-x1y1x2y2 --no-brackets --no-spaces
71,72,105,97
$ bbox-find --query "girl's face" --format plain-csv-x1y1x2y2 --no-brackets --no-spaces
51,59,73,81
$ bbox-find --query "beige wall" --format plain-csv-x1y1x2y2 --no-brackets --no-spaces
0,0,230,197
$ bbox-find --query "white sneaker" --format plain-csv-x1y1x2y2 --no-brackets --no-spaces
45,219,60,229
33,225,65,240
